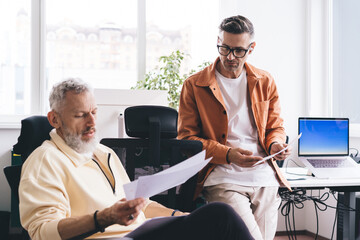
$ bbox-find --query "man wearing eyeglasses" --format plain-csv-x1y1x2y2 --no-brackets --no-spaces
178,15,292,240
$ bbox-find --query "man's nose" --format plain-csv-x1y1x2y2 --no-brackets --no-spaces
87,113,96,125
227,50,235,60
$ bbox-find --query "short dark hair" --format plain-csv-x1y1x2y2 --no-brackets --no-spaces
219,15,254,38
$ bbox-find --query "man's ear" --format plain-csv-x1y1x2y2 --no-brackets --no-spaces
249,42,256,54
47,111,61,128
217,36,221,45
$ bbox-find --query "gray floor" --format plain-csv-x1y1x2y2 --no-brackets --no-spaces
274,232,329,240
275,235,317,240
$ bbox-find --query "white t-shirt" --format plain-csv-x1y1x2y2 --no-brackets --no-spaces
204,68,279,187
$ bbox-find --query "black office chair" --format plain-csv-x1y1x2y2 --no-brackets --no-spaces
6,115,53,202
101,105,203,212
13,115,54,163
3,115,53,240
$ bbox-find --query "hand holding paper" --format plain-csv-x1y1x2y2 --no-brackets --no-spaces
253,133,302,166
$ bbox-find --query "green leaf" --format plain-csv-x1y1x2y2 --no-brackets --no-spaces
133,50,210,109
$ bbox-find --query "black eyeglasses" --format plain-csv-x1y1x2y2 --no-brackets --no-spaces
217,43,253,58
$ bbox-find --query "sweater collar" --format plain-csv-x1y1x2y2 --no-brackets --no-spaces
50,129,107,167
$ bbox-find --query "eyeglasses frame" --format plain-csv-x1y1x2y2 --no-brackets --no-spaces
217,42,254,58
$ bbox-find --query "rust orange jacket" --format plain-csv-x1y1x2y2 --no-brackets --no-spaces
178,58,291,198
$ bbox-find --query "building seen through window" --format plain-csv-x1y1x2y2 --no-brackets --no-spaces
0,0,218,116
45,22,190,90
0,0,30,115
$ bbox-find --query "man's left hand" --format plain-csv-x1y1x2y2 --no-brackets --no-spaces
270,143,292,161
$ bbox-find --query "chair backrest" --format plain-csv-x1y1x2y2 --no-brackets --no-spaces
125,105,178,168
125,105,178,139
13,115,53,162
3,116,52,240
7,115,53,202
101,105,203,211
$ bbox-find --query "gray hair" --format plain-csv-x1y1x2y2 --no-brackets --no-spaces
49,78,93,112
219,15,255,39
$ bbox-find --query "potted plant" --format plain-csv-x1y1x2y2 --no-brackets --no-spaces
133,50,210,109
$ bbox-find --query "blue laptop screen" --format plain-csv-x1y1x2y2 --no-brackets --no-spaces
298,118,349,156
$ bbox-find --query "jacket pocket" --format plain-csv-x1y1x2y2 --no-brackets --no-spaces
254,100,269,129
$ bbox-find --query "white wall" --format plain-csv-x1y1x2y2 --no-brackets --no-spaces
351,138,360,151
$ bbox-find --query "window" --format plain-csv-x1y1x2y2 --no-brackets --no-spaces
0,0,31,115
0,0,219,121
146,0,219,74
333,0,360,125
45,0,138,96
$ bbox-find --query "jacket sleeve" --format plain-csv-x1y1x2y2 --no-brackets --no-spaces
178,79,229,165
264,76,286,151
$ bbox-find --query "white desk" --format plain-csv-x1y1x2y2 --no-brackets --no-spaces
281,168,360,240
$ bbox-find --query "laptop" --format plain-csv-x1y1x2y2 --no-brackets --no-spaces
298,117,360,179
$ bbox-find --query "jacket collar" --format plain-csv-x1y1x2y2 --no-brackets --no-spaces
196,58,260,86
50,129,107,167
245,62,261,96
195,57,219,87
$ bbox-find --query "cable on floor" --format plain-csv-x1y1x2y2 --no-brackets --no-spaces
279,188,359,240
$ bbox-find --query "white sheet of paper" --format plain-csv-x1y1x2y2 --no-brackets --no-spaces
252,133,302,166
123,150,211,200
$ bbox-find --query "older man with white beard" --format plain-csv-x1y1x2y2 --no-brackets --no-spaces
18,78,254,240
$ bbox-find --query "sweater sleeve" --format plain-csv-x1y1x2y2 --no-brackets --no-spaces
19,149,69,240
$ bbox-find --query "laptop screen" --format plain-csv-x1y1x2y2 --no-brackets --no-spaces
298,118,349,156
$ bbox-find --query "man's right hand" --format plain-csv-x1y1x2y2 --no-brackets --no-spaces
58,198,147,240
227,148,263,167
99,197,147,227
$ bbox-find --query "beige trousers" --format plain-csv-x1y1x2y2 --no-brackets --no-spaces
203,184,280,240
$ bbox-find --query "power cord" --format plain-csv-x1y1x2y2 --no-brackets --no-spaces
280,156,360,239
279,188,358,240
350,147,359,158
285,158,309,177
350,147,360,163
279,188,307,240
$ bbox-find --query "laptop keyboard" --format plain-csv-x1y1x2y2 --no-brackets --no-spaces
307,158,353,168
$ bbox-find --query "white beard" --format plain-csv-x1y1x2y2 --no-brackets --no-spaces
62,125,98,157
